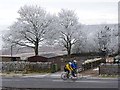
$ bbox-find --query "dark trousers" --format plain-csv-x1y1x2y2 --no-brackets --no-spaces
64,67,70,78
72,69,77,77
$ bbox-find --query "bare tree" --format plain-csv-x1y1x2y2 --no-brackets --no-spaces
57,9,81,57
97,26,112,56
3,5,54,56
72,31,87,54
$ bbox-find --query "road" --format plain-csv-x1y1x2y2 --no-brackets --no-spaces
1,76,119,89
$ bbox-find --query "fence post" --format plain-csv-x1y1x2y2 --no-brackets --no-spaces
98,65,100,75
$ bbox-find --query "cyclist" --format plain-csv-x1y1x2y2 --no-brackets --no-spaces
64,62,73,78
71,60,78,77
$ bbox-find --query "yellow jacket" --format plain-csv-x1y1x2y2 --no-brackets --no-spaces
65,64,73,71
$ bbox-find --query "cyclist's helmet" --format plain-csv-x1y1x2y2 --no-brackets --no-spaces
68,62,72,65
73,60,77,63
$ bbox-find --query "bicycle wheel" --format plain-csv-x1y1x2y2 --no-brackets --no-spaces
71,74,78,81
61,72,68,80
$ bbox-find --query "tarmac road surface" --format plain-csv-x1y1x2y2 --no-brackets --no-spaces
1,76,119,89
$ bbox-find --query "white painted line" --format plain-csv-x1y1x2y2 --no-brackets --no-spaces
22,74,49,78
50,75,61,77
52,80,111,83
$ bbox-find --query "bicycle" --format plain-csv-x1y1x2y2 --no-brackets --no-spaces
61,68,83,81
61,71,78,81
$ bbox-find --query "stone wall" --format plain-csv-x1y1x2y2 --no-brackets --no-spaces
99,63,120,75
1,61,52,73
82,58,104,71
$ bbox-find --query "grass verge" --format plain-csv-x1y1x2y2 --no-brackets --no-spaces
99,74,120,78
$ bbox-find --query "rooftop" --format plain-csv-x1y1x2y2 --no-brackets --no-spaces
0,51,67,60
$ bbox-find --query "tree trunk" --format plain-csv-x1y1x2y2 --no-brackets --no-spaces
34,38,39,56
67,46,71,59
68,49,71,56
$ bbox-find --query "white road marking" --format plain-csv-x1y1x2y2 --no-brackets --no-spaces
52,80,111,83
22,74,49,78
3,79,22,81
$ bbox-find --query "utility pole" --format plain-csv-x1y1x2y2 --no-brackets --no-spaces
11,45,13,57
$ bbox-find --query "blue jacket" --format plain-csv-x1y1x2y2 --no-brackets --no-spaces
71,62,77,69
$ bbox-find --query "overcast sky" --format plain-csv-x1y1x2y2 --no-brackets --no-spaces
0,0,118,30
0,0,119,50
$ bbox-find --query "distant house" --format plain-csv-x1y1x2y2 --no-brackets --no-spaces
39,53,66,67
27,53,66,70
0,55,20,62
27,52,67,62
27,56,48,62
